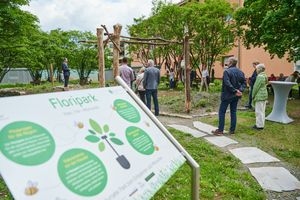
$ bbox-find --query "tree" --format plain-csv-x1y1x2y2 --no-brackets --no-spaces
104,47,113,69
0,0,40,82
235,0,300,62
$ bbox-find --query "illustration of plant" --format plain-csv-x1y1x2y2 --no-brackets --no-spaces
85,119,130,169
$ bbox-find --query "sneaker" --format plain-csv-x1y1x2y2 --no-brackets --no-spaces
211,129,223,136
252,125,264,130
291,97,295,100
245,105,252,108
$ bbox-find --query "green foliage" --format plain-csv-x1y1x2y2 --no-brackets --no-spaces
200,99,207,107
235,0,300,62
211,68,215,83
214,79,221,86
206,108,212,112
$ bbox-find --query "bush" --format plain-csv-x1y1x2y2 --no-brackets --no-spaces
161,76,166,82
206,108,212,112
200,99,207,107
214,79,221,86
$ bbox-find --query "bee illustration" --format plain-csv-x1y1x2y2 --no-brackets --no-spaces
153,144,159,151
25,181,38,195
74,121,84,129
110,104,117,111
144,121,150,127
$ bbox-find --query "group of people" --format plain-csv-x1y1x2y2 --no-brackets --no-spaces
119,57,161,117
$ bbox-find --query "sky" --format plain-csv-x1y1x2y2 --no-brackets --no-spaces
21,0,154,36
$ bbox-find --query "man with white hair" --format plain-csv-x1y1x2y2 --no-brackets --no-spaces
143,59,161,116
212,57,247,136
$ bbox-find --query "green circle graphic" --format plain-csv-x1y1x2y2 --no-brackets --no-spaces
58,149,107,196
0,121,55,166
126,126,154,155
113,99,140,123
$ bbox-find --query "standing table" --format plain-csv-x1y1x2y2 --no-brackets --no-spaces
265,81,297,124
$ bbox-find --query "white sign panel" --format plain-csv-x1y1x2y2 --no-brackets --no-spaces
0,87,185,200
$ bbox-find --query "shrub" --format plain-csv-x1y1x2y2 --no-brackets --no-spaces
214,79,221,86
206,108,212,112
161,76,166,82
200,99,207,107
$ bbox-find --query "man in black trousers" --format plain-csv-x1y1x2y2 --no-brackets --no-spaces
62,58,71,87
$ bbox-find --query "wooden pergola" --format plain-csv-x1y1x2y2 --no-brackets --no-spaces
79,23,193,113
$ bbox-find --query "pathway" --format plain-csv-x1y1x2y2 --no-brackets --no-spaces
157,116,300,200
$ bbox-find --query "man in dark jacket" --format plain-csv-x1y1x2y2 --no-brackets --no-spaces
62,58,71,87
212,57,247,136
245,61,259,108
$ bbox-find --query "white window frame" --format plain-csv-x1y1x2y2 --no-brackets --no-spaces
223,57,230,68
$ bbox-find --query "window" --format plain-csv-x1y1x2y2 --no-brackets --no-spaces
111,52,113,56
137,53,140,59
110,44,113,48
224,13,233,22
223,57,230,68
297,66,300,71
120,43,124,48
224,34,234,45
119,51,124,56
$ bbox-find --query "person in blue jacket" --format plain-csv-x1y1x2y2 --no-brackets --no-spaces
62,58,71,87
245,60,259,108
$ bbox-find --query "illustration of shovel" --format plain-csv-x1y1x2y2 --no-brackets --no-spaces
101,135,131,169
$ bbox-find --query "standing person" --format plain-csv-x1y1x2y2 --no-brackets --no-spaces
62,58,71,88
200,66,209,92
277,73,286,81
143,59,161,117
245,60,259,108
169,68,174,91
60,71,64,83
212,57,247,136
252,64,268,130
136,67,146,105
267,74,277,94
285,71,299,99
190,67,196,88
134,69,140,88
119,57,134,88
297,75,300,99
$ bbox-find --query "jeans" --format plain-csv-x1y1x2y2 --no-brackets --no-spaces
146,89,159,116
130,81,133,90
138,91,146,105
170,79,174,89
64,76,69,87
218,97,239,132
247,88,253,106
289,89,293,98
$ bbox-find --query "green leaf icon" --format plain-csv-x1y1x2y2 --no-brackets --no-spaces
88,130,96,135
89,119,102,134
109,90,113,94
109,133,116,137
110,138,124,145
99,142,105,152
103,125,109,133
85,135,100,143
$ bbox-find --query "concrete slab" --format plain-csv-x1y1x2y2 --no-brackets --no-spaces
204,136,238,147
193,121,228,135
249,167,300,192
229,147,280,164
296,197,300,200
168,124,207,138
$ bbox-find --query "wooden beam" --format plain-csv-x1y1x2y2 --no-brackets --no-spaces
101,24,122,53
97,28,105,88
120,35,182,44
184,35,191,113
120,40,193,45
78,40,97,43
112,23,122,85
50,63,54,85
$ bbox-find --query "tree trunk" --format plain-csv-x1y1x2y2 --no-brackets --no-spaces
50,63,54,85
113,24,122,86
97,28,105,87
184,35,191,113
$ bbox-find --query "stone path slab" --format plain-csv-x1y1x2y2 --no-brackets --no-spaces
168,124,207,138
249,167,300,192
193,121,228,135
229,147,280,164
204,136,238,147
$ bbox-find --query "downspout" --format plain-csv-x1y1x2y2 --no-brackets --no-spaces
238,0,240,69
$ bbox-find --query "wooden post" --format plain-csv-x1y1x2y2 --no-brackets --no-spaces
113,23,122,86
184,35,191,113
50,63,54,85
97,28,105,87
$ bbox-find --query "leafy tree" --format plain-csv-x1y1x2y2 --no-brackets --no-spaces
104,46,113,69
235,0,300,62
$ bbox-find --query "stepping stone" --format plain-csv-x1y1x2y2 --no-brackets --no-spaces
296,197,300,200
229,147,280,164
204,136,238,147
168,125,207,138
193,121,228,135
249,167,300,192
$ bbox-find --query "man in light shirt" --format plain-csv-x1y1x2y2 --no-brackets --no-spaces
119,57,134,88
200,66,209,92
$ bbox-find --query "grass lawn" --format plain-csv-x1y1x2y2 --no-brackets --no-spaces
0,129,266,200
200,91,300,167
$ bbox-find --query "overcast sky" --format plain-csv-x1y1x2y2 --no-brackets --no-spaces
21,0,154,36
